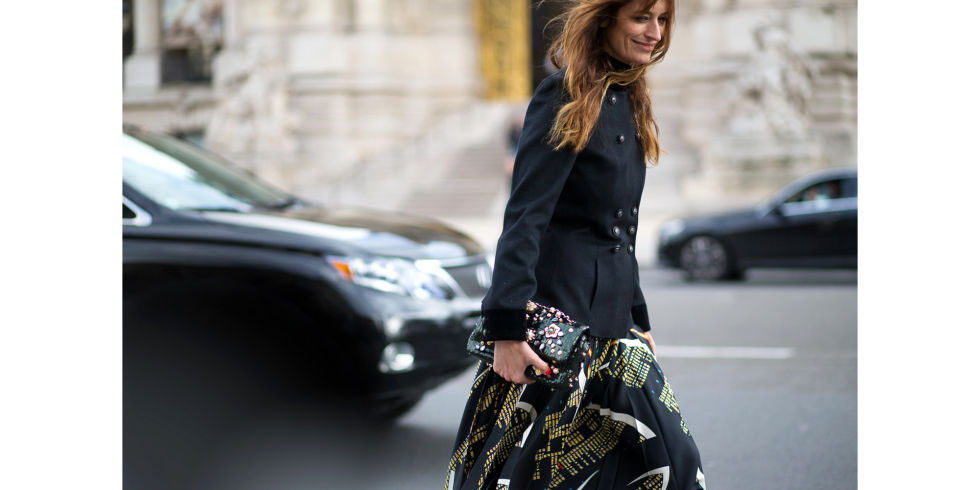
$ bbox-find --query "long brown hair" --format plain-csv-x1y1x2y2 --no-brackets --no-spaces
545,0,674,166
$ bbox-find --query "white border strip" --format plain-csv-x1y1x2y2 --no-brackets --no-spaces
619,338,654,356
577,470,599,489
585,403,656,440
628,465,670,487
515,401,538,448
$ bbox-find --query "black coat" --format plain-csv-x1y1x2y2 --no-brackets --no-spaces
481,68,652,341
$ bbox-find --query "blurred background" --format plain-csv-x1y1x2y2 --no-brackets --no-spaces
123,0,856,259
123,1,857,489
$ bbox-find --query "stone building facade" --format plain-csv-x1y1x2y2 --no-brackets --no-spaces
124,0,488,198
123,0,857,217
644,0,857,210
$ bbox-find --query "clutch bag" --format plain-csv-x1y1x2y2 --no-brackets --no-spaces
467,300,592,389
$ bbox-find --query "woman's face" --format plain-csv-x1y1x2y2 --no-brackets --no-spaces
602,0,670,66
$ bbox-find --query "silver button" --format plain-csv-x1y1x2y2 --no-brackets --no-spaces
627,244,634,254
612,226,621,236
628,225,636,235
631,206,638,216
611,245,621,253
617,134,625,144
609,94,617,105
615,209,624,218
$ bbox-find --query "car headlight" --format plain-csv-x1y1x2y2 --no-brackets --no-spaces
660,219,685,241
326,255,454,300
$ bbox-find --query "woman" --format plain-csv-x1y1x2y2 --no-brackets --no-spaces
446,1,705,489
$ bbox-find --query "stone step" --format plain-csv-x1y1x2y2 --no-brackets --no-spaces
399,135,511,218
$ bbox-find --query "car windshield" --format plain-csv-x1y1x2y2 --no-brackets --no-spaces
122,127,292,211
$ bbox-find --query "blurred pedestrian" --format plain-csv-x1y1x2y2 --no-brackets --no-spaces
445,1,705,489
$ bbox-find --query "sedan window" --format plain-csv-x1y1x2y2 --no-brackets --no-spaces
786,179,849,203
784,179,857,203
840,178,857,199
780,177,857,215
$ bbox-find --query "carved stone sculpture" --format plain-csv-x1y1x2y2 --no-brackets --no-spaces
722,22,818,140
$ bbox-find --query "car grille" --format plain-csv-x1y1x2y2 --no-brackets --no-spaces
442,258,491,299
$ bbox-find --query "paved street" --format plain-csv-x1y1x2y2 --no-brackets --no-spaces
126,267,856,490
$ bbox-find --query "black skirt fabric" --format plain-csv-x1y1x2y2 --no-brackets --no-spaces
445,329,706,490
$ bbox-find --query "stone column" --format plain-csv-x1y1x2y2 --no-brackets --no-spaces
124,0,162,94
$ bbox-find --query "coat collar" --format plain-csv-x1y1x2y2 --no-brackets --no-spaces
607,57,632,92
609,56,632,72
608,82,629,93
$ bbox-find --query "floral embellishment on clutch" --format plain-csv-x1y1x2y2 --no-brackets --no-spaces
544,323,564,339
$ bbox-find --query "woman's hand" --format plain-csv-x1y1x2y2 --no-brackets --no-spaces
492,340,552,384
632,328,657,355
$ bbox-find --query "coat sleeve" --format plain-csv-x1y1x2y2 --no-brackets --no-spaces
481,73,578,341
631,267,652,332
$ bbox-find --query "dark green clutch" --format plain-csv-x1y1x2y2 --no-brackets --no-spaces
467,300,592,389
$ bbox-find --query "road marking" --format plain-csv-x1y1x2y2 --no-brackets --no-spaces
654,345,795,359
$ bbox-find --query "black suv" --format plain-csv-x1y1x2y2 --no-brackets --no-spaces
123,124,489,418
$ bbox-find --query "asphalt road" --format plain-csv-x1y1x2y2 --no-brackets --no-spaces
125,267,856,490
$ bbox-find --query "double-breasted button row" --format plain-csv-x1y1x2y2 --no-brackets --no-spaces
611,205,639,252
610,243,636,254
614,207,638,218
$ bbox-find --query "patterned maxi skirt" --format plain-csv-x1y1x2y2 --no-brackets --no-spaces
445,328,706,490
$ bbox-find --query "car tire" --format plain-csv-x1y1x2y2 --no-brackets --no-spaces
678,235,740,281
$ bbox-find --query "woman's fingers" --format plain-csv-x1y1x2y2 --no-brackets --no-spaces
521,342,551,377
492,341,523,383
513,370,536,385
493,340,554,384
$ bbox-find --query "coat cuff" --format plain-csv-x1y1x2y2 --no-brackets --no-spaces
481,308,528,341
631,304,652,332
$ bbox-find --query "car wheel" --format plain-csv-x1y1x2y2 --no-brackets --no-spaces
679,235,737,281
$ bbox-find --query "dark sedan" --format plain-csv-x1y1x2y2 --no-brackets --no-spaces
657,167,857,281
123,124,488,418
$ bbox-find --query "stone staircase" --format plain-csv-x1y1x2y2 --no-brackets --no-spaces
313,100,521,220
399,134,512,218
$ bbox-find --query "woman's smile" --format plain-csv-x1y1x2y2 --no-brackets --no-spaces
603,0,670,65
633,39,656,52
